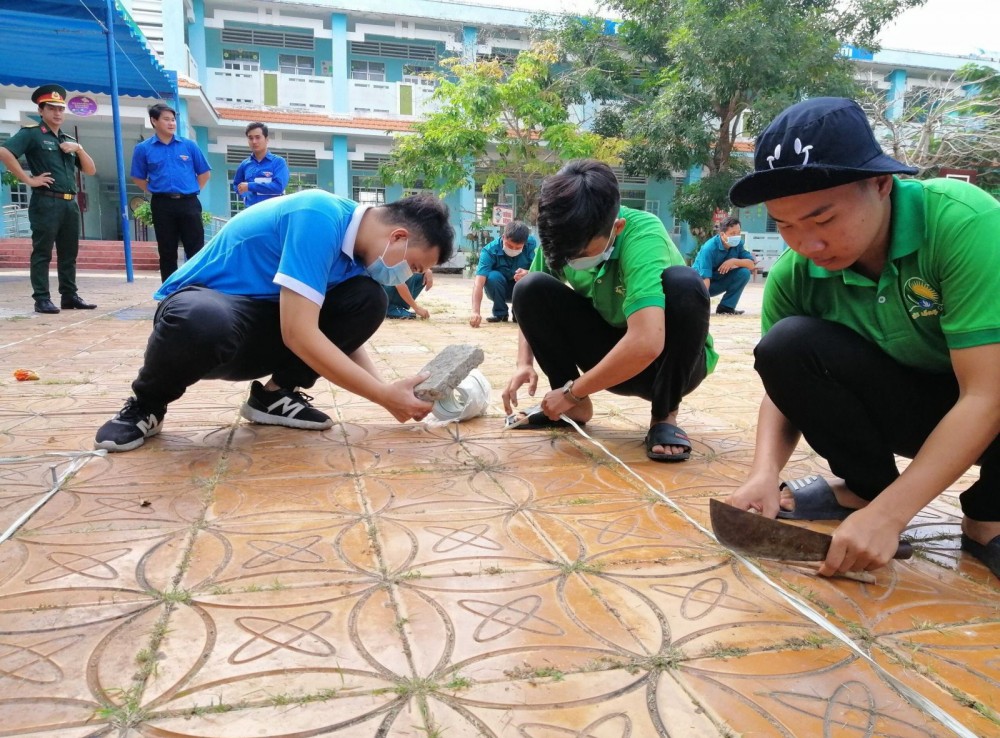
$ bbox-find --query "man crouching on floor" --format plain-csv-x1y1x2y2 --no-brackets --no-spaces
95,190,454,452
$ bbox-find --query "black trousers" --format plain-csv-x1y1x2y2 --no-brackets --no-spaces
131,277,388,409
755,316,999,521
150,194,205,281
512,266,710,419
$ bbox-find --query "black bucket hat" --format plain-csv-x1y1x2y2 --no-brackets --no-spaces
729,97,917,207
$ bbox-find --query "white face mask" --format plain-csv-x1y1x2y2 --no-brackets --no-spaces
725,232,743,247
502,246,523,258
366,239,412,286
567,226,617,271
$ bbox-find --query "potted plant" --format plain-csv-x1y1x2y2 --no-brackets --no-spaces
133,200,212,227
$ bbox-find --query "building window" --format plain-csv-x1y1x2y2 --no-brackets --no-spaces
644,200,660,215
222,49,259,72
286,172,317,193
765,216,778,233
227,169,243,216
403,65,435,86
8,179,29,208
352,176,385,205
279,55,314,75
670,216,681,236
620,188,646,210
351,60,386,82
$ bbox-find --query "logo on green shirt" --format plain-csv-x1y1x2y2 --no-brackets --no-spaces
904,277,942,319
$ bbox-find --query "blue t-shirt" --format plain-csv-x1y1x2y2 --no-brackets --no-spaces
692,233,755,279
475,235,538,280
232,151,289,208
155,190,368,305
130,135,211,194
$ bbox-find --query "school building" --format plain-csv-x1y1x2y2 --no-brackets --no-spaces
2,0,998,269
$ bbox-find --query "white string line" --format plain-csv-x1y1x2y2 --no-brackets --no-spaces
0,450,107,545
560,416,977,738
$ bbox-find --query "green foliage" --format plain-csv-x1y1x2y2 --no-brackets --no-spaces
1,170,19,188
544,0,925,240
380,41,625,224
673,169,747,241
132,201,152,226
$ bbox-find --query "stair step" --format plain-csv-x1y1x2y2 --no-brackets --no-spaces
0,239,163,271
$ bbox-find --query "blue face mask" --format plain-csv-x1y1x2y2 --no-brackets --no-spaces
725,233,743,247
567,227,617,271
367,239,412,286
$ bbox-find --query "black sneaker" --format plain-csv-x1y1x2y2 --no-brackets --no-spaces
486,315,509,323
239,381,333,430
95,397,165,452
715,305,745,315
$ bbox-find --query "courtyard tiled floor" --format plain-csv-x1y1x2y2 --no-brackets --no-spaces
0,269,997,737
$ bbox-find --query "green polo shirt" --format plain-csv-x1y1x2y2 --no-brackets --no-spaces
531,206,719,373
2,123,82,194
762,177,1000,373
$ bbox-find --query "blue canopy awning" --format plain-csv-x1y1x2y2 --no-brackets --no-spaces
0,0,177,281
0,0,175,99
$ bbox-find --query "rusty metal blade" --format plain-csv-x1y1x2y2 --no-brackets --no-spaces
709,499,914,562
710,498,831,561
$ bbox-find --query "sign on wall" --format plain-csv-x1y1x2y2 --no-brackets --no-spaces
67,96,97,117
492,205,514,226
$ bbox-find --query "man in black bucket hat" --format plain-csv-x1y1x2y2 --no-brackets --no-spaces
725,97,1000,580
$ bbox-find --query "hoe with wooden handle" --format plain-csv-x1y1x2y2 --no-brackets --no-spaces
709,499,912,580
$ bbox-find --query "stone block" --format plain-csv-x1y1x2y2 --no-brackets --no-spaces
413,344,485,401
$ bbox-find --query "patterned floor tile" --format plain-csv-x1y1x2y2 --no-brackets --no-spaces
0,273,996,737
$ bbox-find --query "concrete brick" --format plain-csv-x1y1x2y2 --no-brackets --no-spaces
413,343,485,401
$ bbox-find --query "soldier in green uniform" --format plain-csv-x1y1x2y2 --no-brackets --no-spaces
0,84,98,313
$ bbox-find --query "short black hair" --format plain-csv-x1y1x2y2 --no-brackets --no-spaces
503,221,530,244
720,216,741,232
245,122,269,138
379,194,455,266
148,103,176,121
537,159,620,273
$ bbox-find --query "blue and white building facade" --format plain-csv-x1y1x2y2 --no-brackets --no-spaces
1,0,997,262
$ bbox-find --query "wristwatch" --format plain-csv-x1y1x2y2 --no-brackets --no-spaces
562,379,586,403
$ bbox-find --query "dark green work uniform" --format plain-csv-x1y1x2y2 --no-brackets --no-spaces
2,123,84,301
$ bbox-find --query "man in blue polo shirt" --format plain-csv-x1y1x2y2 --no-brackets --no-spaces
131,103,212,281
94,189,455,453
692,216,756,315
232,122,288,209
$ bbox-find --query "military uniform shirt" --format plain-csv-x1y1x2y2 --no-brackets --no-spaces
530,206,719,373
762,177,1000,373
2,124,82,193
130,134,210,194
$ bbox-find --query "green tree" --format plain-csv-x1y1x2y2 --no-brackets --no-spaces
379,41,625,225
545,0,927,240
